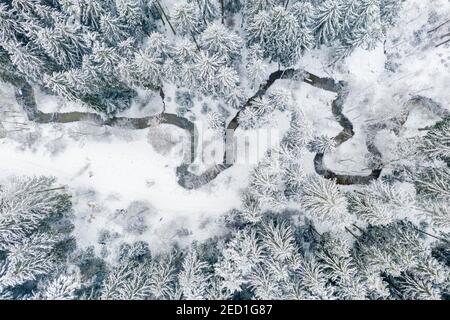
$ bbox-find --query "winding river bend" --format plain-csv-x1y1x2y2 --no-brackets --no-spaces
177,69,384,188
11,70,386,189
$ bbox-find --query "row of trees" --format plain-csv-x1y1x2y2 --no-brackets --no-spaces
76,217,449,300
0,0,402,115
2,113,449,301
0,0,152,114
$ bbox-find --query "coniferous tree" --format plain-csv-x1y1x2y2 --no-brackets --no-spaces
0,176,73,297
300,175,349,226
115,0,145,27
100,13,130,45
243,0,275,18
307,135,337,154
420,117,450,161
245,6,305,67
33,272,82,300
312,0,344,46
199,0,219,22
380,0,402,28
62,0,109,30
415,167,450,200
178,250,211,299
214,228,263,293
171,1,204,36
200,22,242,62
348,180,416,226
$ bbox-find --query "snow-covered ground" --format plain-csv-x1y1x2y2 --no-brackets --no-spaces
0,83,251,254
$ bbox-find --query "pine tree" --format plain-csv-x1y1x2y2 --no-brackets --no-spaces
399,273,442,300
121,47,162,89
192,51,226,93
415,167,450,200
282,109,314,152
238,96,277,129
102,248,179,300
100,13,130,44
100,254,177,300
300,175,349,226
63,0,109,30
215,66,240,96
32,21,90,68
341,0,363,31
11,0,61,27
307,135,337,154
171,1,204,36
115,0,145,27
0,3,24,41
419,200,450,231
246,57,269,89
238,105,263,129
145,32,173,61
0,232,59,288
295,257,335,299
245,9,272,49
420,118,450,161
356,222,449,299
267,88,293,112
200,22,242,62
205,276,233,299
283,161,306,200
0,176,70,249
336,0,384,58
247,264,283,299
252,96,275,116
291,1,313,25
173,38,198,63
43,70,82,101
247,151,285,207
89,42,122,75
243,0,275,18
214,228,263,292
199,0,219,22
246,6,304,66
348,180,416,226
35,271,82,300
380,0,402,28
1,40,46,82
207,111,226,135
163,58,182,83
146,253,177,299
260,220,297,262
312,0,344,46
224,85,246,109
316,236,367,299
240,191,262,224
178,250,211,299
0,176,72,295
267,6,303,66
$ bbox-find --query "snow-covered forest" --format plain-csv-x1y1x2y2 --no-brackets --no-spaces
1,0,450,300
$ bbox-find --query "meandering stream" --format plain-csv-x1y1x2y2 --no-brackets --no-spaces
9,70,400,189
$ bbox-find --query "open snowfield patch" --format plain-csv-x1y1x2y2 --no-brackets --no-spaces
0,83,247,253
